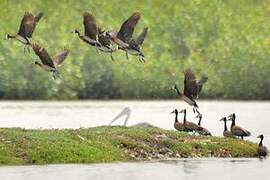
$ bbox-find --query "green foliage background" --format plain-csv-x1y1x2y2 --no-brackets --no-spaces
1,0,270,100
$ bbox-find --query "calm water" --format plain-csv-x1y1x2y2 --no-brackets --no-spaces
0,159,269,180
0,100,269,179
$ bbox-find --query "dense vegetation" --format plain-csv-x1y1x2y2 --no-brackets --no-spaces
0,126,258,165
0,0,270,100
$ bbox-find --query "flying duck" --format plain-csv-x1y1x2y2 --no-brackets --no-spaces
195,113,212,136
107,12,148,62
227,113,251,139
171,109,185,131
7,12,43,53
257,134,268,157
31,43,69,79
219,117,236,138
75,12,116,60
174,69,208,110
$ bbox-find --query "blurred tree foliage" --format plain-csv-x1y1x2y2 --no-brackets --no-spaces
0,0,270,100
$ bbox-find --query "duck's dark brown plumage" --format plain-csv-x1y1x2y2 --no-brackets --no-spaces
32,43,55,68
76,12,115,59
184,69,208,99
31,43,69,79
179,109,199,132
220,117,236,138
108,12,147,62
83,12,98,40
257,134,268,157
196,114,211,136
171,109,184,131
117,12,141,43
174,69,208,109
8,12,43,44
228,113,251,140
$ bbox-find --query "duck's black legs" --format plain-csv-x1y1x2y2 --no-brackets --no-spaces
110,53,115,61
125,51,129,60
138,56,145,63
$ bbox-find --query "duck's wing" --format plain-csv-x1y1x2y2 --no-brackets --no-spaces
117,12,141,43
184,69,198,98
18,12,35,38
197,74,208,95
83,12,98,40
135,27,148,46
34,12,44,23
53,48,69,66
31,43,55,68
232,126,251,136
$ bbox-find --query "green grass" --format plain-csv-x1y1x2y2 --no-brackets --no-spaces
0,126,258,165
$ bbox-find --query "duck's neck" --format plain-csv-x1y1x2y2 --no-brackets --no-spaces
174,86,182,96
183,111,186,124
259,137,263,146
7,34,16,39
231,119,235,127
224,120,228,131
174,112,178,123
198,117,202,126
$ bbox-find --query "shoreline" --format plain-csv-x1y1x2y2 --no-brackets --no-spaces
0,126,258,165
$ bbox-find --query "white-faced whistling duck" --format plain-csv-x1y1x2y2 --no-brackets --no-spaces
195,113,212,136
107,12,148,63
174,69,208,110
219,117,236,138
7,12,43,53
179,109,199,132
75,12,116,60
227,113,251,140
31,43,69,79
171,109,185,131
257,134,268,157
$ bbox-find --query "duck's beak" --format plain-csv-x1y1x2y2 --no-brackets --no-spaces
170,110,175,114
257,135,261,138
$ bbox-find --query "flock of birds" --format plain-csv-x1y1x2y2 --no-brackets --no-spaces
6,11,268,157
6,11,148,79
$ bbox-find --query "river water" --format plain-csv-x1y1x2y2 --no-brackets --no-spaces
0,100,269,179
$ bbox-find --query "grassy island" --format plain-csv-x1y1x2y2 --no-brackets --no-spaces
0,126,258,165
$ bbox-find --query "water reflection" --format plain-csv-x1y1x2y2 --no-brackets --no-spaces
0,159,269,180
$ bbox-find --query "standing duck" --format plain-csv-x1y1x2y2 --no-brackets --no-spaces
227,113,251,139
174,69,208,110
195,113,212,136
257,134,268,157
171,109,184,131
75,12,116,60
107,12,148,62
7,12,43,53
31,43,69,79
179,109,199,132
219,117,236,138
